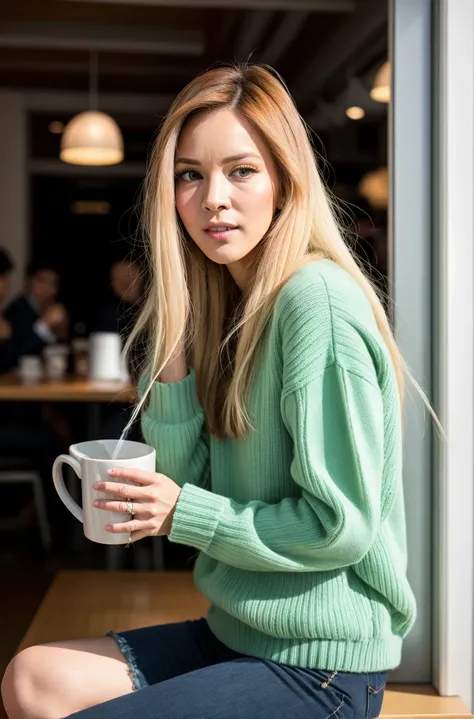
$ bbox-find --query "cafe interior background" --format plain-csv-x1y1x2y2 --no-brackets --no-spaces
0,0,392,689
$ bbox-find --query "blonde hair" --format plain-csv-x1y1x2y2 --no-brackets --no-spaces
124,63,436,440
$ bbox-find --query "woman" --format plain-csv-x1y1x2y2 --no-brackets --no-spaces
2,64,417,719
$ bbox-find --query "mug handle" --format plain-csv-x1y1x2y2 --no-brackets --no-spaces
52,455,84,523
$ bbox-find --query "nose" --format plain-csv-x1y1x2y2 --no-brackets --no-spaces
202,175,231,213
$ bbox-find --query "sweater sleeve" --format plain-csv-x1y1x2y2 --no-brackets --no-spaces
168,362,384,571
140,368,210,490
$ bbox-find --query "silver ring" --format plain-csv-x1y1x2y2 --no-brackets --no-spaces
125,499,134,516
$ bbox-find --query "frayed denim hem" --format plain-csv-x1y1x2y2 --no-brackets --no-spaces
106,630,148,691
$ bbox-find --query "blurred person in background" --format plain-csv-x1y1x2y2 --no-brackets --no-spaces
0,246,13,313
4,260,69,361
0,250,70,552
94,258,144,440
0,250,67,373
0,247,14,372
95,258,143,343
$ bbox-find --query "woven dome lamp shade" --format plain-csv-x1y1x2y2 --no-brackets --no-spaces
60,111,124,166
59,52,124,166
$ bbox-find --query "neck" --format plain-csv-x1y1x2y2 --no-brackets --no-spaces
227,260,249,293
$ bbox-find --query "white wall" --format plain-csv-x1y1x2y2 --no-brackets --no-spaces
0,91,28,302
432,0,474,709
389,0,432,682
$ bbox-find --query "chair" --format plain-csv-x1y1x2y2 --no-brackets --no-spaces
0,457,52,549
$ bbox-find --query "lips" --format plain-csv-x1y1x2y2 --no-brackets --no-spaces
204,224,238,231
204,224,240,241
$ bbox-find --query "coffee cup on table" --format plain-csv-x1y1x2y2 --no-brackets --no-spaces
44,344,69,381
52,439,156,545
72,338,89,378
89,332,129,382
18,355,43,383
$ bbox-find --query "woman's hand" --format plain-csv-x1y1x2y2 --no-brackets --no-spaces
92,468,182,544
158,343,188,383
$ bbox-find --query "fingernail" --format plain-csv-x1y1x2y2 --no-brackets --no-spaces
105,525,112,531
93,483,101,490
93,500,99,507
107,469,115,475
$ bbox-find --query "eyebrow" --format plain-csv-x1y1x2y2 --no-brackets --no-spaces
175,152,261,166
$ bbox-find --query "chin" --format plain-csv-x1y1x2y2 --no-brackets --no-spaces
199,244,250,266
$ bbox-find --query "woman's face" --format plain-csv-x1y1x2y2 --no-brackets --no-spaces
175,108,280,288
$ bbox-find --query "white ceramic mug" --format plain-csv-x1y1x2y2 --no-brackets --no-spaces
89,332,129,381
52,439,156,545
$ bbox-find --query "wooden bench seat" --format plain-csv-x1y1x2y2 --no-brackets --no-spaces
15,571,472,719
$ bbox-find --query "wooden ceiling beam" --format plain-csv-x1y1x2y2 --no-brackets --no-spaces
0,59,195,77
234,10,273,61
62,0,354,12
22,89,174,112
259,11,308,66
0,21,205,56
291,0,386,107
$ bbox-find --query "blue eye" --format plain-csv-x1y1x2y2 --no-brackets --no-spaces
232,166,256,179
175,166,257,181
176,170,201,182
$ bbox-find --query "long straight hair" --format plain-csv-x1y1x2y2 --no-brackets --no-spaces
124,63,435,440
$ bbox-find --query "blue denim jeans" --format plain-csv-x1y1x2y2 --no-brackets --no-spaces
66,618,388,719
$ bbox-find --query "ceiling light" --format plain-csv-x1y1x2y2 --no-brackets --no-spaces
346,106,365,120
60,51,123,166
370,61,391,103
358,168,389,209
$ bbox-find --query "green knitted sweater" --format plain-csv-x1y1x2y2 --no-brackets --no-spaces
141,260,416,672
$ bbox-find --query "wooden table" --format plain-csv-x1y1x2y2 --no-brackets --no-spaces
17,571,209,652
0,374,137,404
0,373,137,438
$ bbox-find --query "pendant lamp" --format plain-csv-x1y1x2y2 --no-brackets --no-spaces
60,52,124,166
370,61,391,104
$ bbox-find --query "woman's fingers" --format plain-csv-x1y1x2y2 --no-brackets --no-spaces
105,519,161,535
93,481,148,499
107,467,158,485
128,529,152,544
93,499,153,516
105,518,152,534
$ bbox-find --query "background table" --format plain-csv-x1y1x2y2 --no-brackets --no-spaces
0,374,137,403
0,374,137,437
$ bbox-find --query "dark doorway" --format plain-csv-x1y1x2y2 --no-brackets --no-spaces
31,174,143,335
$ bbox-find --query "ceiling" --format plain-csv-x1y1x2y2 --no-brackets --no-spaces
0,0,387,118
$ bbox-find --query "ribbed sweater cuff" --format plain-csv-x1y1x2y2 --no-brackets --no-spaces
145,368,202,424
168,483,225,550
